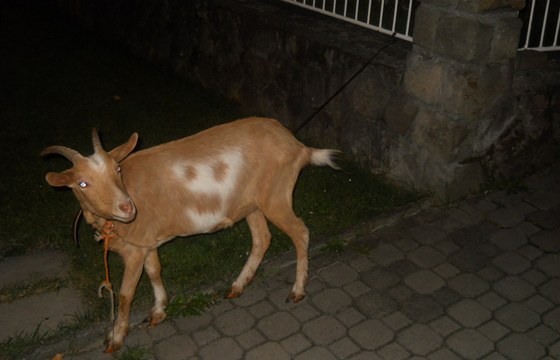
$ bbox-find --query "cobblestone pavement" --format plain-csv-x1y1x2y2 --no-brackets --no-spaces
29,163,560,359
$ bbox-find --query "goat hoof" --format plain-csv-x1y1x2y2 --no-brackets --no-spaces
225,291,240,299
285,292,306,303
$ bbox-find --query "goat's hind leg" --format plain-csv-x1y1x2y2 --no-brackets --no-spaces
228,210,271,298
144,248,168,326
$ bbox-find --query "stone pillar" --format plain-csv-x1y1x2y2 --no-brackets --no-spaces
385,0,524,200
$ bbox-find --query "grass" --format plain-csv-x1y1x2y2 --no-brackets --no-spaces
0,0,421,355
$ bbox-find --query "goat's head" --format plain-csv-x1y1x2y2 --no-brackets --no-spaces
41,129,139,223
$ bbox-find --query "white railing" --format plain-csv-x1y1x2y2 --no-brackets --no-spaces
519,0,560,51
279,0,416,42
280,0,559,52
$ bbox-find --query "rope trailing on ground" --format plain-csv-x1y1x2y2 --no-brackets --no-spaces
97,220,116,321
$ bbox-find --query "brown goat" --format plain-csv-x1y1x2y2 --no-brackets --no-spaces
42,117,339,352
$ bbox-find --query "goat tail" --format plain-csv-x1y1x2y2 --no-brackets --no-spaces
309,148,341,170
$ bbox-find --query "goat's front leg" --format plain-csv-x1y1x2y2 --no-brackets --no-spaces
104,248,145,353
144,248,168,326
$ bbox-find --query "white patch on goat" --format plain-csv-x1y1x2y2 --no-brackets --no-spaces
175,150,244,232
90,153,108,173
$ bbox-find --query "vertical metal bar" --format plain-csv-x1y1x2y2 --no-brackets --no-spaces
344,0,348,17
405,0,413,37
524,0,537,49
392,0,399,32
554,7,560,47
333,0,337,14
379,0,386,28
366,0,372,24
539,0,551,47
355,0,360,21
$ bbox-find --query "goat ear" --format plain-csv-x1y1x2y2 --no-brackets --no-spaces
45,170,74,187
109,132,138,162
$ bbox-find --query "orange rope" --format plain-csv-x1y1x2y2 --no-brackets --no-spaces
98,220,116,321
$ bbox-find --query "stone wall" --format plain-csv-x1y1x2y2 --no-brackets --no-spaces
58,0,559,199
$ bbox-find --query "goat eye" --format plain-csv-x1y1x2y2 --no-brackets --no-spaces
78,181,88,188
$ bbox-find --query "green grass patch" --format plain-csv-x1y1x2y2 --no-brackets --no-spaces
0,278,67,304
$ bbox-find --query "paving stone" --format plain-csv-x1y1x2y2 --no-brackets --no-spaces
407,245,446,269
543,307,560,332
449,247,491,273
235,328,265,350
210,300,234,316
231,288,267,307
490,191,525,207
517,244,543,261
148,322,177,341
447,329,494,359
193,327,221,346
214,308,255,336
477,265,505,282
305,278,326,295
337,307,365,328
286,303,317,323
377,342,409,360
472,198,499,213
311,288,351,314
487,207,525,228
514,221,541,237
448,299,491,327
492,252,531,275
348,254,375,272
246,342,290,360
319,262,359,287
434,240,461,255
258,311,300,341
361,267,400,290
536,254,560,277
348,351,382,360
397,324,442,356
433,262,460,279
349,319,394,350
530,229,560,252
511,201,537,216
477,291,507,311
199,337,242,360
247,300,276,319
125,328,153,348
386,259,421,277
493,275,535,302
432,286,461,307
154,334,198,360
328,337,360,359
280,333,311,356
343,281,370,298
495,303,540,332
369,243,404,266
449,205,485,226
303,315,346,345
528,324,560,347
387,284,415,303
522,268,548,286
383,311,412,331
524,190,560,209
295,347,337,360
526,209,560,229
525,294,554,314
400,294,443,324
429,316,460,336
447,273,489,298
551,340,560,359
408,223,448,244
268,288,303,310
478,320,510,341
174,312,213,333
490,229,528,250
497,333,546,360
355,291,398,318
447,226,487,249
428,348,462,360
539,278,560,304
404,270,445,294
394,237,420,252
481,351,508,360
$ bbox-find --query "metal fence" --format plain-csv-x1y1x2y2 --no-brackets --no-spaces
279,0,560,52
279,0,417,41
519,0,560,51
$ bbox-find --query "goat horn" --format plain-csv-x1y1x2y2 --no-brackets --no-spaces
92,128,104,153
40,146,84,164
